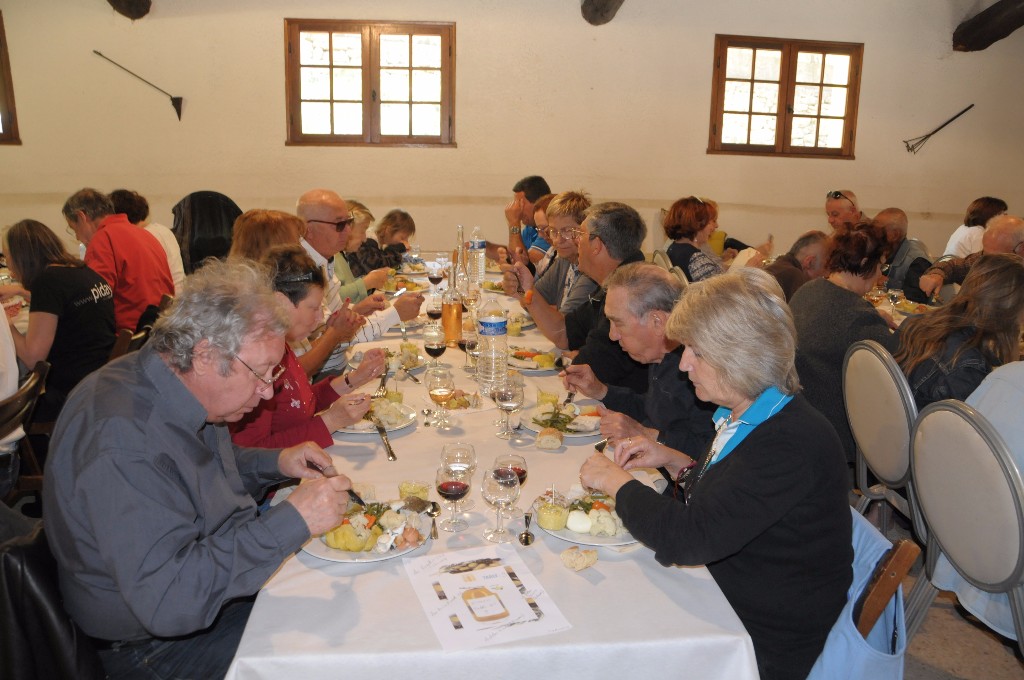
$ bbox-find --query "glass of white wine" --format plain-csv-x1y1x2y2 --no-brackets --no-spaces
425,367,455,429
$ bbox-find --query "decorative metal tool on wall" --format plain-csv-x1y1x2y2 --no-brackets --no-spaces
92,50,183,120
902,104,974,154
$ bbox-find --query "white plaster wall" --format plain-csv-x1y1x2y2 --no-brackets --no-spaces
0,0,1021,256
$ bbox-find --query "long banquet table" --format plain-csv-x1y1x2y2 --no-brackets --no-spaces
226,288,759,680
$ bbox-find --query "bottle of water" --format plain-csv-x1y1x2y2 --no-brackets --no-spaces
476,296,508,391
468,226,486,287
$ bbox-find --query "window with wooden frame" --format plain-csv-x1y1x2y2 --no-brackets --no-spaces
0,11,20,145
707,35,862,159
284,19,455,147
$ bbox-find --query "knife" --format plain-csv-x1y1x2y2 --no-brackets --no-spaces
306,460,366,506
402,366,421,383
372,417,398,461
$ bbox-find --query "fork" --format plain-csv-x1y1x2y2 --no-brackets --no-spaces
561,355,576,405
372,370,389,399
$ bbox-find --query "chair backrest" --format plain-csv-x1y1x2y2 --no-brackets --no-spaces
651,249,671,270
843,340,916,488
668,266,689,289
0,362,49,442
912,400,1024,593
107,327,152,363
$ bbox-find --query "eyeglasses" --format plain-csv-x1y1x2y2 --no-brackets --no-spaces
826,190,855,208
308,217,355,232
553,227,583,241
1014,240,1024,256
234,354,285,386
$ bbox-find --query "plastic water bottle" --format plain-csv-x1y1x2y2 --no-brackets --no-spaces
468,226,486,287
476,296,508,391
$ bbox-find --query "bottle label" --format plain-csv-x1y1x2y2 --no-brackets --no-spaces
478,318,507,336
469,238,486,250
463,590,509,621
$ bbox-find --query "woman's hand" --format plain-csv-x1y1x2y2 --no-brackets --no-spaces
354,291,387,315
613,436,693,477
326,300,365,342
337,348,386,391
362,268,390,291
320,394,371,431
579,451,633,498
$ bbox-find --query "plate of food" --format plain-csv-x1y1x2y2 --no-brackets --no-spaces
338,399,417,433
399,261,428,276
507,312,536,334
303,499,431,563
893,299,930,316
522,402,602,438
485,259,505,274
508,346,558,372
481,280,510,294
350,343,427,373
534,492,637,547
393,276,428,292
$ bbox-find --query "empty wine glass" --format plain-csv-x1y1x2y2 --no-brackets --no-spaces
435,466,470,532
492,374,524,439
481,466,521,543
493,453,527,518
459,328,479,371
441,442,477,512
887,288,904,314
425,367,455,429
423,323,446,368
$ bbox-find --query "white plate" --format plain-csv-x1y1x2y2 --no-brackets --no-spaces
338,403,417,434
508,314,536,331
539,525,637,547
508,348,558,373
520,405,601,438
349,351,428,374
398,265,429,276
302,534,429,563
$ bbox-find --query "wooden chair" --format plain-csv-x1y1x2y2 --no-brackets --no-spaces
912,399,1024,653
651,249,671,270
1,362,50,507
107,326,152,363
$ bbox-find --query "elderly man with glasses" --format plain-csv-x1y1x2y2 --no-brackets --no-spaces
824,189,867,235
502,190,598,314
918,214,1024,299
509,201,649,393
43,260,356,679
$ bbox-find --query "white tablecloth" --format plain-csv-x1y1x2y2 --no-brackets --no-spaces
226,292,758,680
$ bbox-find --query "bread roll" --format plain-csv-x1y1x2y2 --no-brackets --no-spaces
560,546,598,571
535,427,564,450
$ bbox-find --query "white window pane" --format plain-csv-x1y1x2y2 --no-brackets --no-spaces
381,34,410,67
380,69,409,102
823,54,850,85
412,103,441,136
793,85,820,115
381,103,410,135
300,67,330,100
754,49,781,81
724,81,751,112
818,118,844,148
750,115,777,145
796,52,823,83
412,69,441,102
0,118,4,133
333,102,362,135
791,117,818,147
725,47,753,79
331,33,361,66
820,86,847,117
722,113,749,144
300,32,330,66
412,35,441,68
752,83,778,113
333,68,361,101
301,102,331,134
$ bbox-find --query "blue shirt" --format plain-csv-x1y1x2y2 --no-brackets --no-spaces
709,386,794,466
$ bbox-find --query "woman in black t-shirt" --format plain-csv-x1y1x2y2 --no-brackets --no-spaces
4,219,115,421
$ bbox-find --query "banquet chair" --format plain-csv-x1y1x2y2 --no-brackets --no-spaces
0,504,105,680
1,362,50,508
107,326,152,363
668,266,689,289
911,399,1024,653
651,249,671,270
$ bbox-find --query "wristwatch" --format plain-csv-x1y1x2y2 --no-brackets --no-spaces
508,225,521,235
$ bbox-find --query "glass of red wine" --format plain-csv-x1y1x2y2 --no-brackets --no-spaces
493,453,527,518
435,466,470,532
427,268,444,295
441,442,477,512
423,323,446,367
425,293,443,321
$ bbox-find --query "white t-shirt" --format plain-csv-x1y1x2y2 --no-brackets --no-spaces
0,322,23,453
145,222,186,295
942,224,984,258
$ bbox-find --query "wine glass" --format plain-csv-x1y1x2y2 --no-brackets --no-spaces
423,323,446,368
492,373,524,439
463,284,481,322
481,467,521,543
493,454,527,518
427,266,444,296
435,466,470,532
459,327,479,371
887,288,904,314
441,442,477,512
425,367,455,428
425,293,443,322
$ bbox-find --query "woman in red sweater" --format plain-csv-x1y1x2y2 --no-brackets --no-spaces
230,245,386,448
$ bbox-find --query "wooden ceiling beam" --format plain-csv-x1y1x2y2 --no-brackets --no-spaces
953,0,1024,52
107,0,151,20
581,0,626,26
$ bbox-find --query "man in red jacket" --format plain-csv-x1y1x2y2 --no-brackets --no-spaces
63,188,174,331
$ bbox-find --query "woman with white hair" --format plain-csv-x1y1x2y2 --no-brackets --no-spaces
580,268,852,680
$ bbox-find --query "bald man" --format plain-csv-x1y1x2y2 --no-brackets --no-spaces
824,189,866,234
873,208,932,302
918,214,1024,298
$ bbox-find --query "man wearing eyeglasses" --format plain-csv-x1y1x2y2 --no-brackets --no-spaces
824,189,866,234
919,214,1024,299
296,189,424,377
43,260,355,679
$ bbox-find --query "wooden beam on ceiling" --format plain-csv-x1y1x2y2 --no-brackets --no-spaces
581,0,626,26
107,0,151,20
953,0,1024,51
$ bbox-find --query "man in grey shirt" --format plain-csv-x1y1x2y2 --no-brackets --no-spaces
43,260,356,679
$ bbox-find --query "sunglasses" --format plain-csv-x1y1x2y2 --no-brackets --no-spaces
308,217,355,232
826,190,855,208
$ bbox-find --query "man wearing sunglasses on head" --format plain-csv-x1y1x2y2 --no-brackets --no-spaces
824,189,866,235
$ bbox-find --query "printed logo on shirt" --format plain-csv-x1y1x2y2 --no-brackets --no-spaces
90,281,113,304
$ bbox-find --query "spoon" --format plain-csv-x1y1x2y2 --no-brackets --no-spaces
422,408,435,427
518,512,535,546
427,501,441,540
